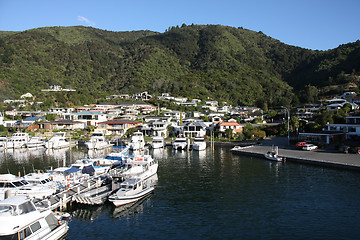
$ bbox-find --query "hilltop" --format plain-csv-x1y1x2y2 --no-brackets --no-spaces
0,24,359,107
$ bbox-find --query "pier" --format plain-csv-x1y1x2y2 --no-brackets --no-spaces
35,174,106,211
231,139,360,171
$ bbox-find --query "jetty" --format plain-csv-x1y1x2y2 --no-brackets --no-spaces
231,138,360,171
35,174,107,211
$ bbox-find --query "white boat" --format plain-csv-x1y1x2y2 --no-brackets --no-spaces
0,196,69,240
264,146,284,162
151,136,164,149
26,137,46,148
6,133,30,149
121,155,158,180
192,137,207,151
0,137,7,149
24,172,64,192
85,132,112,150
71,159,111,175
108,174,158,207
0,174,56,201
128,131,145,151
172,136,188,150
46,132,69,149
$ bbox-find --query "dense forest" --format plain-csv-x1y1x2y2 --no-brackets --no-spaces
0,24,359,108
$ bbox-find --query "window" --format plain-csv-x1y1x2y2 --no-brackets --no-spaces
18,227,32,240
30,222,41,233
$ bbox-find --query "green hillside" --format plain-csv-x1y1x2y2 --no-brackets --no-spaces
0,24,359,107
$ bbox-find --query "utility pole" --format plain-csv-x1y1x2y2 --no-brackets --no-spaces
281,106,290,145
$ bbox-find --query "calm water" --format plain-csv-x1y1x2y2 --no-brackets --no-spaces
1,145,360,239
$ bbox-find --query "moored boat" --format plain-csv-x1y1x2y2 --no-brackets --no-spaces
192,137,206,151
85,131,112,150
0,174,56,201
0,196,69,240
172,136,187,150
128,131,145,151
26,137,46,148
6,133,29,149
46,132,70,149
108,174,158,207
151,136,164,149
264,146,284,162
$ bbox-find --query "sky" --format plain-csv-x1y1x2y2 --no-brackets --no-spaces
0,0,359,50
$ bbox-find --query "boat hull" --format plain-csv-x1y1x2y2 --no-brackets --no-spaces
109,187,154,207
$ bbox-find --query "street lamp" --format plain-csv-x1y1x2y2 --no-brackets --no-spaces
281,106,290,145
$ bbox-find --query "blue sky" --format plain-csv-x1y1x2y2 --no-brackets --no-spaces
0,0,359,50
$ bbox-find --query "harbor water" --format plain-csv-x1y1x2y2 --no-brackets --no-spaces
1,145,360,239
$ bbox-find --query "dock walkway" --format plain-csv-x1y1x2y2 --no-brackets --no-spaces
35,174,105,211
231,138,360,171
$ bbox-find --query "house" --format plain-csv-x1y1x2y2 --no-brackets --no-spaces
216,120,243,136
22,116,45,127
164,111,187,121
141,120,171,137
97,119,142,136
39,120,85,130
327,116,360,141
181,121,207,138
132,92,152,101
70,111,108,126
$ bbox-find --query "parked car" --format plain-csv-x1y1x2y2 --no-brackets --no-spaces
302,144,318,151
296,142,307,150
350,147,360,154
339,145,351,153
339,145,360,154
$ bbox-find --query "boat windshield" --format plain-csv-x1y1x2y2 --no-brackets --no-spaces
175,139,186,142
0,201,36,216
13,181,26,187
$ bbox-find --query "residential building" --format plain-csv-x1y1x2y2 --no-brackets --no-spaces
181,121,207,138
327,116,360,140
39,120,85,131
216,120,243,136
97,119,142,136
71,111,108,126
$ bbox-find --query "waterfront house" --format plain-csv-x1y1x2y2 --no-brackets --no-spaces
181,121,207,138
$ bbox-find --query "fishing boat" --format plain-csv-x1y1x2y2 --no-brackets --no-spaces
192,137,207,151
0,174,56,201
0,196,69,240
108,174,158,207
264,146,284,162
151,136,164,149
172,136,187,150
46,132,69,149
26,137,46,148
128,131,145,151
85,131,112,150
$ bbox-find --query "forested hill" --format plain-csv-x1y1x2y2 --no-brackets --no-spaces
0,24,359,108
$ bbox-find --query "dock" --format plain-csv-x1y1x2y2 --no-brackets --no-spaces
35,174,106,211
231,144,360,171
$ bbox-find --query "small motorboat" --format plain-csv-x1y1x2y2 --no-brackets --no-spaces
264,146,284,162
